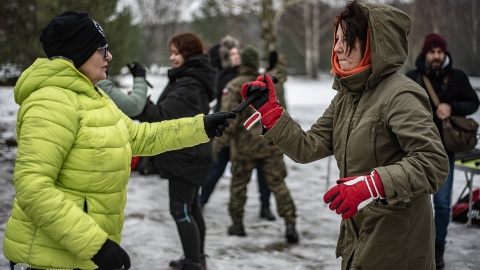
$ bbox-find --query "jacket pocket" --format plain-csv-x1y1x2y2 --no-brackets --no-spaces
369,116,382,166
354,203,410,269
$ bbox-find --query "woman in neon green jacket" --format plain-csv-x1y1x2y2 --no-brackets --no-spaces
3,11,234,270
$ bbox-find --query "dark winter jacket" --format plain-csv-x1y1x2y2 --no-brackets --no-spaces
214,66,238,112
406,52,480,146
263,3,448,269
137,54,215,184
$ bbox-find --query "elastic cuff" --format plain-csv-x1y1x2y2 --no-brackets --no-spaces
261,107,284,130
372,170,386,198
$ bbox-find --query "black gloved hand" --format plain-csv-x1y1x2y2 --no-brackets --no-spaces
92,239,131,270
267,51,278,71
204,112,236,138
127,61,146,78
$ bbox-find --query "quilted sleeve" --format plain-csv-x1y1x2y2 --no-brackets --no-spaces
124,113,210,156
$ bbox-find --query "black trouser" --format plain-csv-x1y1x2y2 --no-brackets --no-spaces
169,177,205,263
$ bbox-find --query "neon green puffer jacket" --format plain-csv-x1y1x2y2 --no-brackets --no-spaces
3,58,209,269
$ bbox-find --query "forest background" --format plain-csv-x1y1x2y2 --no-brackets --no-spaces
1,0,479,85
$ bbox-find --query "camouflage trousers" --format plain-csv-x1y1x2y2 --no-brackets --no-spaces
229,155,297,224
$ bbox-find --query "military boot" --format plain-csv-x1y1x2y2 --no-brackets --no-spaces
228,223,246,236
260,207,276,221
285,223,299,244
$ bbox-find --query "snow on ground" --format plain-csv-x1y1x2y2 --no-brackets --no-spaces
1,74,480,269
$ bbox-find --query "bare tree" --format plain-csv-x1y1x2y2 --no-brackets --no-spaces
303,1,314,77
136,0,187,64
304,0,326,78
471,0,478,56
221,0,304,66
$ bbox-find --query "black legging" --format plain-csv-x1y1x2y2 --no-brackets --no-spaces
169,177,205,263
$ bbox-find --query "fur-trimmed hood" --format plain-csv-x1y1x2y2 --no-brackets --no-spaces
219,35,240,68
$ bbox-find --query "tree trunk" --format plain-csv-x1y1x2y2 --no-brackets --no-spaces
260,0,276,68
303,1,315,78
312,0,320,79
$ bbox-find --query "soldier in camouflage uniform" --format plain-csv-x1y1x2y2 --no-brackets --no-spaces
221,46,299,244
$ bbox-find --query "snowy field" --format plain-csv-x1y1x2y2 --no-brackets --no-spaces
1,74,480,269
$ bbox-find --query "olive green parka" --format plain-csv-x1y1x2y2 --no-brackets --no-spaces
263,3,448,270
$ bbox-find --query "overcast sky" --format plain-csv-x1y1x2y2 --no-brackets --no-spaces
116,0,202,22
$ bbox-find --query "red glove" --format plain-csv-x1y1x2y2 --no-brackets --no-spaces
323,170,385,220
240,74,283,130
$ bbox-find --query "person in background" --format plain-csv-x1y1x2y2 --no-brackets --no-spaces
3,11,234,270
222,46,299,243
96,61,149,118
265,51,288,110
136,32,215,270
201,36,275,221
241,1,449,269
406,33,480,270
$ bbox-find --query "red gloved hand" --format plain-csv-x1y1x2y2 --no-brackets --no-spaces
323,170,385,220
240,74,283,130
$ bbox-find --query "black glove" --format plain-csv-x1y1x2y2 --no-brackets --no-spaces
267,51,278,71
204,112,236,138
127,61,146,78
92,239,131,270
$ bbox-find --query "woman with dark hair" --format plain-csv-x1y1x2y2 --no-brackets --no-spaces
136,32,214,270
240,1,448,269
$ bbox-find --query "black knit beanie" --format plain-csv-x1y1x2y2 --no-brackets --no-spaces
40,11,107,68
241,46,259,70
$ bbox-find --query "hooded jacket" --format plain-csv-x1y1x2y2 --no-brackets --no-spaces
3,58,209,269
263,3,448,269
137,54,215,184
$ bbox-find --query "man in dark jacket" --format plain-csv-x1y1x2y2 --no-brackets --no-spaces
406,33,480,270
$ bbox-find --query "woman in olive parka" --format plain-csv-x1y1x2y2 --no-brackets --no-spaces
240,1,448,269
